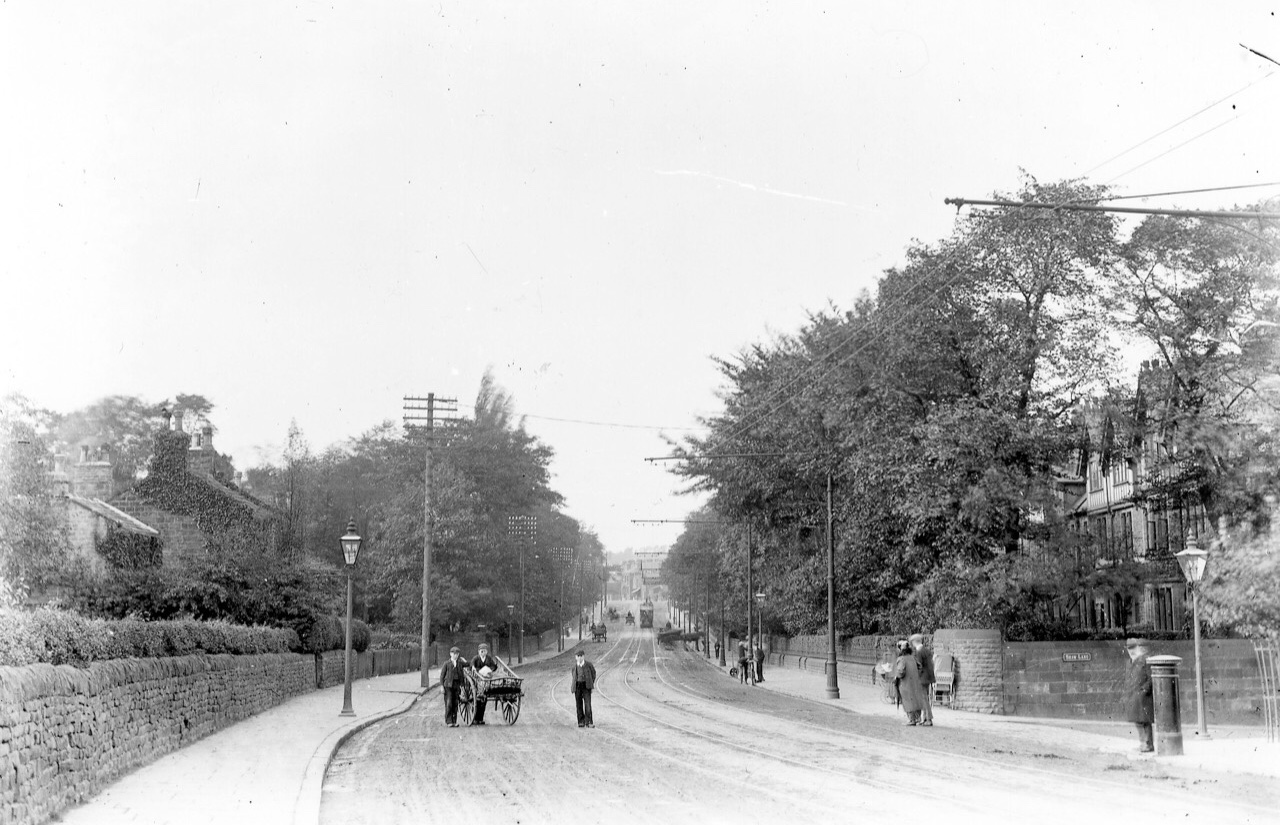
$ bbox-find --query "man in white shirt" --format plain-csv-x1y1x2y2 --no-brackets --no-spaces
471,643,500,725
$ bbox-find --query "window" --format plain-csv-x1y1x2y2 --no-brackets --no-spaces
1152,586,1176,631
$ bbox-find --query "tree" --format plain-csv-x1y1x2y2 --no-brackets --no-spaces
0,416,76,595
1113,208,1280,528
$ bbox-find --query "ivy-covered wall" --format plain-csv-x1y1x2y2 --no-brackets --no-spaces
108,429,282,566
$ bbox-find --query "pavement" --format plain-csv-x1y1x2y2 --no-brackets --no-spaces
52,640,574,825
48,636,1278,825
711,649,1280,779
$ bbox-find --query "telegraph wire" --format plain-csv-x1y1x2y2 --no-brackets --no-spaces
1079,70,1272,179
1096,181,1280,203
522,413,703,432
1104,115,1242,185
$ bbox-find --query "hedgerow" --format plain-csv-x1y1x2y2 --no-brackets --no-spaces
0,608,300,667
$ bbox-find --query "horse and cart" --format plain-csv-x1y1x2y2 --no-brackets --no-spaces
457,667,524,725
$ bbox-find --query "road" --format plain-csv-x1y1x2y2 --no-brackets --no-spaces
321,603,1279,825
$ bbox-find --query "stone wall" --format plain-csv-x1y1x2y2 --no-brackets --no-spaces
932,628,1004,714
0,653,314,825
764,634,902,687
1003,639,1263,724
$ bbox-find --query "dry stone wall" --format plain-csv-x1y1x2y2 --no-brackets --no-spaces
0,653,313,825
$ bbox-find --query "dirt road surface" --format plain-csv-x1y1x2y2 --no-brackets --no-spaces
322,616,1279,825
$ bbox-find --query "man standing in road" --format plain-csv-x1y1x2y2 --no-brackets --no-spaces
910,633,935,727
572,649,596,728
440,646,467,728
1124,638,1155,753
470,643,500,726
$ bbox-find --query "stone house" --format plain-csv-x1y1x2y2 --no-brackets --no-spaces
58,410,282,570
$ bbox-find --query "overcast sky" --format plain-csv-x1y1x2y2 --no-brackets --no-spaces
2,3,1277,554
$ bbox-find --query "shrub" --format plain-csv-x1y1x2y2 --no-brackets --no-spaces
340,617,372,653
369,627,418,651
0,609,41,667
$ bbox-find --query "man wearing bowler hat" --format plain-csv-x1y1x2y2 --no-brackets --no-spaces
1124,638,1154,753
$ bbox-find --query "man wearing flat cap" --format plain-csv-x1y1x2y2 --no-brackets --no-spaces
571,649,597,728
470,643,500,726
440,646,467,728
1124,638,1154,753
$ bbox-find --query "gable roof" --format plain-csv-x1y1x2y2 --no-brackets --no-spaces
67,494,160,536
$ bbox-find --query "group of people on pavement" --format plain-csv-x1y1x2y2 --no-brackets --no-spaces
892,633,936,727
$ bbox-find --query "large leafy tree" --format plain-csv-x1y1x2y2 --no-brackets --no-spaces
673,177,1122,637
1112,207,1280,528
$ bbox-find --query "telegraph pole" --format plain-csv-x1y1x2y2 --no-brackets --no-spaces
404,393,458,689
507,515,536,664
551,547,575,651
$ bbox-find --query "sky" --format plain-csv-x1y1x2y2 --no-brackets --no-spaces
2,3,1278,555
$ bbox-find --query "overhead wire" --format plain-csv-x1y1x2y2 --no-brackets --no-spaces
1079,71,1272,180
715,244,979,448
1104,115,1242,185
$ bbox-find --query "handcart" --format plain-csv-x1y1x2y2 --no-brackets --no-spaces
459,667,524,726
591,622,608,642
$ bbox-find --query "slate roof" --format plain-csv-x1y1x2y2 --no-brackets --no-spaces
66,494,160,536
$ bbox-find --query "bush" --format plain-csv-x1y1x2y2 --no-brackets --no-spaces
369,627,419,650
0,608,297,666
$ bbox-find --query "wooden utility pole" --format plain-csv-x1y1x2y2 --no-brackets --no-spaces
404,393,458,689
507,515,536,664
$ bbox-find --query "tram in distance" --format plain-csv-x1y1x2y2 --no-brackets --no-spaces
639,605,654,628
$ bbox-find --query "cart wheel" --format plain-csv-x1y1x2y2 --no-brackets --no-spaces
501,696,521,725
459,686,475,726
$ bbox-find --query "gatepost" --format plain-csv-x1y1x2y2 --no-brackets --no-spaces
1148,654,1184,756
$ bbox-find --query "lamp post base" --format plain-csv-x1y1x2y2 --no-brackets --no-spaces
340,708,355,717
825,661,840,699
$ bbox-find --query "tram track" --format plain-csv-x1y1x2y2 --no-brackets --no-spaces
591,615,1274,824
654,644,1280,820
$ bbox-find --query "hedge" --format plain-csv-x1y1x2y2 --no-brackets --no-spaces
0,608,299,667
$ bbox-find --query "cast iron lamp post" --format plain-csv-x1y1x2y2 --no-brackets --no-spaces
1175,539,1211,738
339,520,363,717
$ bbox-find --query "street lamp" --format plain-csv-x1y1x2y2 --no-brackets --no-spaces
339,519,363,717
1175,539,1210,738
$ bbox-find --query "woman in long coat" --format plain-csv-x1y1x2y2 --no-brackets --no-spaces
892,640,927,725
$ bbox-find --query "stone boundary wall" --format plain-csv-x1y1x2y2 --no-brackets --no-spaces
761,634,906,688
0,653,314,825
932,628,1004,714
1,647,424,825
1003,639,1262,724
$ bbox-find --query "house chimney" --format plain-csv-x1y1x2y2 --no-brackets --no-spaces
188,418,218,476
69,438,114,499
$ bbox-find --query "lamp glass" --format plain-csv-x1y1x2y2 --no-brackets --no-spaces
1175,544,1208,584
340,521,362,566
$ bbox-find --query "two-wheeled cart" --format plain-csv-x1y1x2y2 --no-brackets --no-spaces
458,668,524,726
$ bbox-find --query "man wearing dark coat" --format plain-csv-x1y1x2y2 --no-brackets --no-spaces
910,633,936,727
893,640,927,726
440,646,468,728
572,649,597,728
470,643,501,725
1124,638,1155,753
754,642,765,682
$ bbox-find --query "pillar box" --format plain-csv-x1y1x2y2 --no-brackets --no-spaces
1148,654,1184,756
